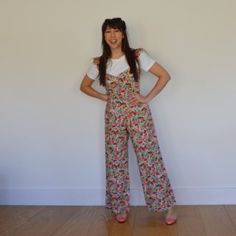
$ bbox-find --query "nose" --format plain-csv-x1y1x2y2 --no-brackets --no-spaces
110,30,116,38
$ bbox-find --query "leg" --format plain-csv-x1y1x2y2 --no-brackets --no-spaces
128,104,176,213
105,109,130,216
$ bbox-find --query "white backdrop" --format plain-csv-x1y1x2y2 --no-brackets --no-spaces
0,0,236,205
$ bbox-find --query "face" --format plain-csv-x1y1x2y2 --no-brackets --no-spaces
104,26,124,50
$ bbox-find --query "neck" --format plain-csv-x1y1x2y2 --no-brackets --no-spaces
111,48,124,59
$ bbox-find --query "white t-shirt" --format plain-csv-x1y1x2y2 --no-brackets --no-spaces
86,49,156,80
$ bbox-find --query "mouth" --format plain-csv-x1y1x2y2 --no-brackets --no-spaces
109,39,118,45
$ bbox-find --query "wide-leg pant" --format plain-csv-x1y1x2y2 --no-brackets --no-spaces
105,101,176,215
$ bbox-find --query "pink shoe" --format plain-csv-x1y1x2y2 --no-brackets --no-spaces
115,213,128,223
165,215,177,225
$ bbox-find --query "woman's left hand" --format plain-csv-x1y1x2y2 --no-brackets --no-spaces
130,93,149,105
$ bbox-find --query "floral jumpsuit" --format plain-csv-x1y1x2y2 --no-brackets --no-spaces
104,68,176,216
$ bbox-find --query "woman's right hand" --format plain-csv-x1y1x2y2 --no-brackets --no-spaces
101,94,110,102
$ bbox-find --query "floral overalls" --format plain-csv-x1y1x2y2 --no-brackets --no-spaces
104,68,176,215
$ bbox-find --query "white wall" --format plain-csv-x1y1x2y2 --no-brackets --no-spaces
0,0,236,205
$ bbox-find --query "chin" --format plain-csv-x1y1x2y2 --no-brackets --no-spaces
108,44,122,50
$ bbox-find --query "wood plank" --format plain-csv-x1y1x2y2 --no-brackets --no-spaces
51,206,98,236
86,207,113,236
175,205,206,236
225,205,236,228
0,206,43,234
4,206,77,236
199,205,235,236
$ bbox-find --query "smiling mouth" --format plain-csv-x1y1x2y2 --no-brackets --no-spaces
109,39,117,44
109,40,118,44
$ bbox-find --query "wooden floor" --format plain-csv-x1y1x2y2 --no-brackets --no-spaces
0,205,236,236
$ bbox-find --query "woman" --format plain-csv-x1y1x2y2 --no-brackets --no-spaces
80,17,177,225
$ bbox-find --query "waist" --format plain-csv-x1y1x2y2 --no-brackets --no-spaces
107,92,138,101
106,98,149,110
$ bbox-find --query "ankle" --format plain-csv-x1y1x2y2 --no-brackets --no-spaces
166,207,177,216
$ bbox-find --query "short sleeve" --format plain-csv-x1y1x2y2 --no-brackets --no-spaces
86,60,99,80
138,49,156,72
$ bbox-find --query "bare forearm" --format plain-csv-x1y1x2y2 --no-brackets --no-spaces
80,85,107,101
145,75,171,102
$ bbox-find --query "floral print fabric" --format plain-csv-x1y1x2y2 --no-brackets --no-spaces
104,69,176,215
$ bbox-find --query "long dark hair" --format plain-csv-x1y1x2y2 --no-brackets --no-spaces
97,18,140,86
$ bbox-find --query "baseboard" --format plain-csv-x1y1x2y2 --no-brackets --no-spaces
0,186,236,205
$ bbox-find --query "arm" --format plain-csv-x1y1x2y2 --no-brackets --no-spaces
80,75,109,101
144,62,171,102
132,62,171,104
